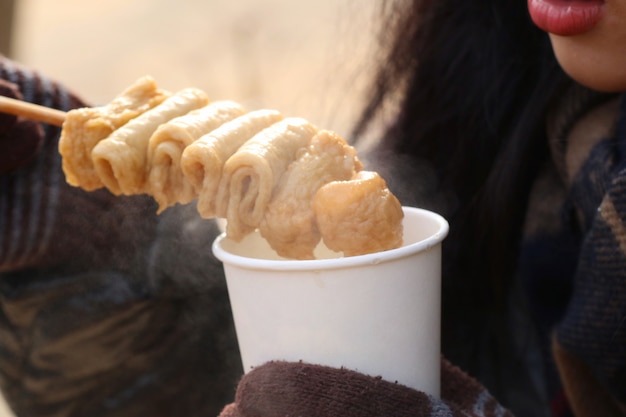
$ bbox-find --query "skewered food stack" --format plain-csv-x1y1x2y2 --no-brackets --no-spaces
58,76,404,260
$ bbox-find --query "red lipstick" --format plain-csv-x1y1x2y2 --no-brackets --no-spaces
527,0,605,36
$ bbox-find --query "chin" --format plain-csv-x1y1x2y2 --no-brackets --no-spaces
561,66,626,93
549,33,626,93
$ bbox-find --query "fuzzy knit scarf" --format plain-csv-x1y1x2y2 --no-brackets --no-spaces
490,84,626,417
544,85,626,416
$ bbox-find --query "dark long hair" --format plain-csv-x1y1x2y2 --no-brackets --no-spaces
353,0,573,390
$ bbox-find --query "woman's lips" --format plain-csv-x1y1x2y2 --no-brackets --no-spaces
527,0,605,36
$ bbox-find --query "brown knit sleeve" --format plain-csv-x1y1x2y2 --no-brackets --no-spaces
0,56,241,417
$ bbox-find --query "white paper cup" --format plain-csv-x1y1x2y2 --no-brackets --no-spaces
212,206,448,397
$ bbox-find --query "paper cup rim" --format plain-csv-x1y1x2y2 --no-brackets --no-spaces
212,206,448,272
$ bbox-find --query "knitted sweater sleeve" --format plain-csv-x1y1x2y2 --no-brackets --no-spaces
0,56,242,417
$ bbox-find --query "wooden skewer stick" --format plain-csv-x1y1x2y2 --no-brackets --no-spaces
0,95,67,127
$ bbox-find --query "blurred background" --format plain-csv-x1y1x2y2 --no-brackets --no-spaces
4,0,380,137
0,0,379,415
